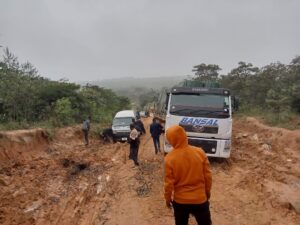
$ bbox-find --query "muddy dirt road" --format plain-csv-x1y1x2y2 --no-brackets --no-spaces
0,117,299,225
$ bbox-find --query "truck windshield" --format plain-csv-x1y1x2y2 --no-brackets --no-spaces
113,117,133,126
170,94,230,118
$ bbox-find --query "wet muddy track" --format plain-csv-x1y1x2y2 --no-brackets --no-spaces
0,117,299,225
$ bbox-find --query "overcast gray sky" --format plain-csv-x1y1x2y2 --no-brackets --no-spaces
0,0,299,81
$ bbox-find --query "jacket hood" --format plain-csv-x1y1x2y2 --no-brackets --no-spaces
166,125,188,149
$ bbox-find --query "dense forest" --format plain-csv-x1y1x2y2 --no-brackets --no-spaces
0,48,131,129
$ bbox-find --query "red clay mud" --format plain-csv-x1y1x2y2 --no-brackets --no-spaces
0,117,299,225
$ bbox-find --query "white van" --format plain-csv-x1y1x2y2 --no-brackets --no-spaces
112,110,136,141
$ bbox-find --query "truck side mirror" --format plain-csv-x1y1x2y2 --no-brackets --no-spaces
165,93,170,110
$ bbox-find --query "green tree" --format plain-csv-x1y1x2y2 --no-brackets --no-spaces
3,47,19,70
53,97,74,125
221,62,259,105
288,56,300,112
138,89,159,109
192,63,221,82
80,85,131,123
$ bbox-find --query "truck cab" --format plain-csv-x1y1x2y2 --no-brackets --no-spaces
164,86,232,158
112,110,136,142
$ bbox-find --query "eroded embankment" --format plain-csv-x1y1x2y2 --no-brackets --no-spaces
0,129,50,164
0,125,130,225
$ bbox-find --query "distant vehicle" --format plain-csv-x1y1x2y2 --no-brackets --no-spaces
139,111,150,117
112,110,136,142
135,111,141,119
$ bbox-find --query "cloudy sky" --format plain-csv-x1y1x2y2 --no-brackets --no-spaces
0,0,299,81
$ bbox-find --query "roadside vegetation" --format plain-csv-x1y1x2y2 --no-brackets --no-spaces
139,57,300,129
184,57,300,129
0,47,131,130
1,46,299,130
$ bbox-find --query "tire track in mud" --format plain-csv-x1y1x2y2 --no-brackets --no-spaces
101,131,174,225
41,143,127,225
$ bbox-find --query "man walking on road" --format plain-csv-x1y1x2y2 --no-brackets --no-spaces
134,118,146,135
128,123,140,166
150,118,163,154
82,116,91,146
164,125,212,225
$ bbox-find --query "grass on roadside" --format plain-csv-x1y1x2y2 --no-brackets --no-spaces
234,107,300,130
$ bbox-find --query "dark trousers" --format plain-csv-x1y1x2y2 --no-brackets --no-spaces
83,129,89,145
152,136,160,153
130,143,139,165
173,201,212,225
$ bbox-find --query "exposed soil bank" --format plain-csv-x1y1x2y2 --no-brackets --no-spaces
0,129,49,164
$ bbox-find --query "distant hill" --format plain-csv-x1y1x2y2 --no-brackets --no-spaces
84,75,188,91
78,75,189,109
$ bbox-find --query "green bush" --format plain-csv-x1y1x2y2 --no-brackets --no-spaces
53,97,74,126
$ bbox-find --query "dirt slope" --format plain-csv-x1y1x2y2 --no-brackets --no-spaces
0,117,299,225
212,117,300,225
0,129,49,164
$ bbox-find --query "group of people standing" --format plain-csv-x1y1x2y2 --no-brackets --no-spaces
128,117,164,166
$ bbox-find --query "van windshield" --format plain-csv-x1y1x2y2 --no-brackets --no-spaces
113,117,133,126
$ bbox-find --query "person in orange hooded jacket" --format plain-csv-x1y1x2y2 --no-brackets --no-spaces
164,125,212,225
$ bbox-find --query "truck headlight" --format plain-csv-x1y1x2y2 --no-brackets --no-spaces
224,140,231,152
112,130,117,134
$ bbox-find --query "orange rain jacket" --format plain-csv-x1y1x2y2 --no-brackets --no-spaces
164,125,212,204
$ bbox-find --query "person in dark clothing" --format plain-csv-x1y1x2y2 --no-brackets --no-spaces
82,116,91,146
135,119,146,134
172,201,211,225
145,111,150,117
100,127,113,143
150,118,163,154
131,118,145,135
128,124,140,166
136,111,141,120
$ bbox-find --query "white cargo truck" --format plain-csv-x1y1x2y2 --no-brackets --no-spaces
164,86,234,158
